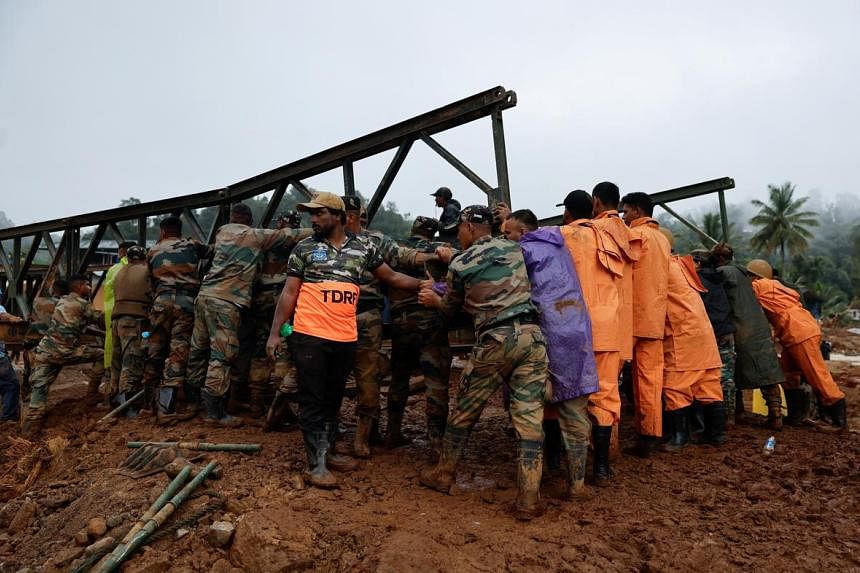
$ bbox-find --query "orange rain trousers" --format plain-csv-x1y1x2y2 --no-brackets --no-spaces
632,338,663,437
780,336,845,405
587,351,622,426
663,367,723,411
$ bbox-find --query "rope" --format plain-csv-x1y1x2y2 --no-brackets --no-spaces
68,489,225,573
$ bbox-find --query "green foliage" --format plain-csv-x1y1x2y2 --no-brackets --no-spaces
749,182,818,271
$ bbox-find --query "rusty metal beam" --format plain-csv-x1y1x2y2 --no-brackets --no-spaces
261,183,287,228
366,139,414,222
290,180,314,200
34,231,67,301
181,208,206,243
420,133,494,194
76,224,108,274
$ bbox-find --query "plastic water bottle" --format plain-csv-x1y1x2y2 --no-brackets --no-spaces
763,436,776,455
279,323,293,338
141,331,151,340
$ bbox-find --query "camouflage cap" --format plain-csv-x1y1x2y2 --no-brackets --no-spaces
411,216,440,235
459,205,494,226
126,245,147,261
297,192,346,213
341,196,362,212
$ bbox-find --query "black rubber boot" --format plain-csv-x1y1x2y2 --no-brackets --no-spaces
155,387,178,426
327,423,359,472
662,407,690,452
592,425,613,487
827,398,848,430
703,402,727,446
542,419,562,471
629,435,659,458
426,415,447,462
385,402,412,449
181,383,202,420
565,442,588,498
202,390,243,428
762,385,783,431
353,415,374,459
689,403,706,444
783,389,806,426
513,440,546,521
303,430,338,489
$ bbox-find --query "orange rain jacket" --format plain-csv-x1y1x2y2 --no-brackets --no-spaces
627,217,670,339
664,255,722,372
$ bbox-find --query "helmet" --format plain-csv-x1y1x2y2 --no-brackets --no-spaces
746,259,773,279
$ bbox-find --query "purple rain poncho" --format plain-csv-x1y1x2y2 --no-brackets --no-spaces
520,227,598,402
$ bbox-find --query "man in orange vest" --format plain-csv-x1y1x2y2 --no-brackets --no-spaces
746,259,848,429
661,232,725,449
619,192,671,457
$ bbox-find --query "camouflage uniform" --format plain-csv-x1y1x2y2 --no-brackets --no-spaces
247,242,297,414
27,296,59,337
186,224,310,401
718,337,737,424
421,225,547,515
143,237,210,392
27,293,105,421
389,233,452,442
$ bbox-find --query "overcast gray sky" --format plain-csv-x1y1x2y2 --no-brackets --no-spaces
2,1,859,227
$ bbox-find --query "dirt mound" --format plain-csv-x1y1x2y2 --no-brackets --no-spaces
0,362,857,572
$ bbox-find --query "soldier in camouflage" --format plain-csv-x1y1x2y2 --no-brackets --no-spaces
388,216,453,455
110,246,152,414
266,192,422,489
186,203,311,427
144,216,212,424
418,205,548,521
27,280,69,338
24,274,105,436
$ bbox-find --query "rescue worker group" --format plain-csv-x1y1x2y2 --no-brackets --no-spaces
8,182,850,521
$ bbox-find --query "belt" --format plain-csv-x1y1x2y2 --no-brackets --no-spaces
478,314,538,336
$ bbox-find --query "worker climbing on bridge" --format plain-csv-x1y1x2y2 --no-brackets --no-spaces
24,274,105,437
746,259,848,429
432,187,461,245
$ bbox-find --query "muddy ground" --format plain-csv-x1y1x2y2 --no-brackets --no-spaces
0,327,858,572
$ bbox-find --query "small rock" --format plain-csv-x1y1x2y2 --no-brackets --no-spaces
42,495,74,509
8,501,37,534
50,546,84,567
175,528,190,540
84,536,115,556
207,521,235,548
105,514,124,529
87,517,107,539
74,529,90,546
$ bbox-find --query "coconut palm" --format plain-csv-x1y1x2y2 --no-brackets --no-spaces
701,212,736,247
749,182,818,272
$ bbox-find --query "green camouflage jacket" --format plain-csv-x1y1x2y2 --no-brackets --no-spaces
36,293,103,357
287,232,383,285
441,234,535,333
200,224,311,308
148,237,211,296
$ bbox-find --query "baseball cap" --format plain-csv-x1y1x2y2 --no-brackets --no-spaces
412,216,440,235
341,196,362,212
431,187,453,200
126,246,147,261
296,192,346,213
556,190,592,217
459,205,494,225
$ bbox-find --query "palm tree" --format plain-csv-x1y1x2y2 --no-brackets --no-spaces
701,212,735,247
749,182,819,272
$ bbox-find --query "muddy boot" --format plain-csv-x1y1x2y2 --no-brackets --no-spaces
762,385,783,431
420,428,467,494
689,403,706,444
426,415,446,462
542,419,562,472
783,389,808,426
202,390,243,428
592,425,613,487
662,407,690,452
21,408,45,439
263,391,298,432
564,441,588,499
629,435,659,458
386,403,412,449
303,430,338,489
247,392,266,420
353,415,374,459
703,402,727,446
513,440,545,521
327,423,359,472
826,398,848,430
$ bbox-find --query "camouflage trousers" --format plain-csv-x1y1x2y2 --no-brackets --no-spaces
28,345,105,414
718,336,736,424
446,322,547,445
354,308,383,419
390,307,451,437
248,288,296,400
143,292,195,389
186,295,241,398
110,316,147,395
